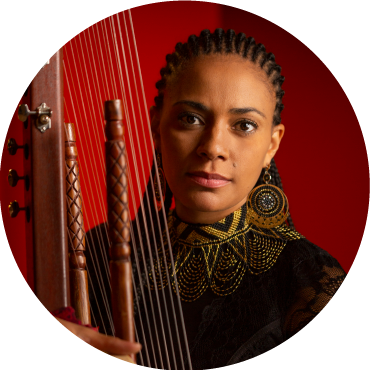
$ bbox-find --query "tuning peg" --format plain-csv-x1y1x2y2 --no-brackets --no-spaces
8,169,30,190
18,104,35,128
18,103,52,132
8,201,30,222
18,104,36,122
7,138,29,159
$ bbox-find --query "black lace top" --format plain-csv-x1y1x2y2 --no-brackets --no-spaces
186,238,345,367
86,207,345,370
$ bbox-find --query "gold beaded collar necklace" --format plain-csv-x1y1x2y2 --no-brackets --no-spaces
148,203,303,302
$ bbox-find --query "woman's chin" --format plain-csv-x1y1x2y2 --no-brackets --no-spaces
187,193,224,211
176,192,247,218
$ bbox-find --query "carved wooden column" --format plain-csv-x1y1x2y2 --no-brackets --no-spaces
65,122,91,325
104,100,135,350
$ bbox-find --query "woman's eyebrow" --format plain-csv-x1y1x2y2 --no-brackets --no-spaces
173,101,265,118
173,100,209,111
229,107,266,118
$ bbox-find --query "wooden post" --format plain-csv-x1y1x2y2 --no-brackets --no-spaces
29,50,69,311
65,122,91,325
104,100,135,354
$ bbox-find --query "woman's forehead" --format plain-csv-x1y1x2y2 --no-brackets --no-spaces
165,55,275,112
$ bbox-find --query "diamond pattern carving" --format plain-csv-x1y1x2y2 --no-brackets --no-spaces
66,159,86,251
106,141,130,246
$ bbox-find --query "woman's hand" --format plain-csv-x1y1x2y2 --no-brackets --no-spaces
56,318,141,361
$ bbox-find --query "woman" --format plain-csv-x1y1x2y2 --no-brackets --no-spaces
57,29,346,369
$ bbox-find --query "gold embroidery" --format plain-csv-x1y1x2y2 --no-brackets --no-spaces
147,204,303,302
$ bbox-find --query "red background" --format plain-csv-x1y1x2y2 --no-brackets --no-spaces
1,1,368,282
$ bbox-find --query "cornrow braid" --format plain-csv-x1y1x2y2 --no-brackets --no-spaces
154,28,285,126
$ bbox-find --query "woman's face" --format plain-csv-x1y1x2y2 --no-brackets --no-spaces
151,54,284,224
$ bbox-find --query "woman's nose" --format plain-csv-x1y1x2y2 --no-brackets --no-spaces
196,124,229,161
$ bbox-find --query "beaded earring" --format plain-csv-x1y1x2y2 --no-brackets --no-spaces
247,164,289,228
153,152,166,211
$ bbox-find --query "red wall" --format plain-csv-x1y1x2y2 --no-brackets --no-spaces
217,5,369,273
1,1,368,281
1,98,28,281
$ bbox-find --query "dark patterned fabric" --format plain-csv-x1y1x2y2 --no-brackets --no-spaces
86,208,346,369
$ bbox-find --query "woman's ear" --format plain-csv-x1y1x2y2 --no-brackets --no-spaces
150,106,161,152
264,123,285,167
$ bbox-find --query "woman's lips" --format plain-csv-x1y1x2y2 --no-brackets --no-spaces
186,171,231,188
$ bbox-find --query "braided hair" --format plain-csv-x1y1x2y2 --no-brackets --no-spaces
153,28,294,228
154,28,285,126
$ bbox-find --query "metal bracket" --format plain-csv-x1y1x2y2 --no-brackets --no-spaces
18,102,52,133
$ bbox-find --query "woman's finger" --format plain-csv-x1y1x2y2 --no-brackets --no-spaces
112,354,135,363
56,318,141,355
79,328,142,355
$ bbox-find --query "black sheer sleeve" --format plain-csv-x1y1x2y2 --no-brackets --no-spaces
284,244,346,338
227,240,347,366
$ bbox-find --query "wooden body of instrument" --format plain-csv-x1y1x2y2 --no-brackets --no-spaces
18,52,133,345
24,50,70,312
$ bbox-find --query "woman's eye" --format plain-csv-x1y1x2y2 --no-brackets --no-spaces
179,113,203,126
233,120,257,133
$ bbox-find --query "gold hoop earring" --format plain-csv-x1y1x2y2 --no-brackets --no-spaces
153,152,166,211
247,164,289,229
